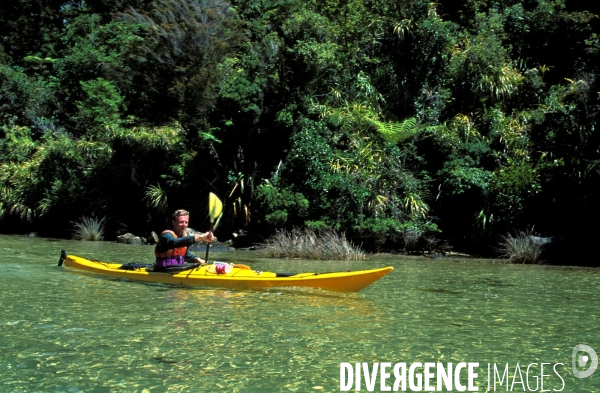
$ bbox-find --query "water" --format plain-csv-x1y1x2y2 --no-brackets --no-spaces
1,234,598,392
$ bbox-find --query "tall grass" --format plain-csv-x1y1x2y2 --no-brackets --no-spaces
72,216,106,241
258,228,366,260
498,228,549,264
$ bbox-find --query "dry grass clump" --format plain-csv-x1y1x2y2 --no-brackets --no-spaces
258,228,366,260
498,228,550,264
72,216,106,241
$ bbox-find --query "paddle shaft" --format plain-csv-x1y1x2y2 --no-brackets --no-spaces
204,239,211,264
203,223,213,264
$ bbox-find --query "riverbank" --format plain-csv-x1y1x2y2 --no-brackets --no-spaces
5,210,598,266
9,229,593,268
8,231,592,268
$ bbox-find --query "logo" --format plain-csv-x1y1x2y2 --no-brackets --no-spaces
572,344,598,378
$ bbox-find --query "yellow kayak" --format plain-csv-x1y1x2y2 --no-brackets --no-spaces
58,252,393,292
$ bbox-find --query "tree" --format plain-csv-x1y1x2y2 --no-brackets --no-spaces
118,0,244,129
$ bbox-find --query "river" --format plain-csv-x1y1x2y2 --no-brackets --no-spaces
1,234,598,392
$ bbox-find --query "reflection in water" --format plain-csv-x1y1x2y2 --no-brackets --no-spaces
0,235,599,392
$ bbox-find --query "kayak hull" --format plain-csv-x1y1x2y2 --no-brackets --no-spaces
62,255,393,292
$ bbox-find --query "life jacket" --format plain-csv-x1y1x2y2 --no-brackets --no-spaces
155,230,187,267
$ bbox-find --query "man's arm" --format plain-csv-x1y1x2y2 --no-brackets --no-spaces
186,232,215,264
156,231,195,251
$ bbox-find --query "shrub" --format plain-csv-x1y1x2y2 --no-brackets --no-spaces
258,228,366,260
72,216,106,241
498,228,550,264
253,181,309,228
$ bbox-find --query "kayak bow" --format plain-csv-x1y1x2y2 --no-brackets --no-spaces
59,252,393,292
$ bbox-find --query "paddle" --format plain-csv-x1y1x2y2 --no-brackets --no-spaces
204,192,223,264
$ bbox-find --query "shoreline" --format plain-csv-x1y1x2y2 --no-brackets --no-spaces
7,232,598,268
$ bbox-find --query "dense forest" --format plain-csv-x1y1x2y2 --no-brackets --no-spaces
1,0,598,261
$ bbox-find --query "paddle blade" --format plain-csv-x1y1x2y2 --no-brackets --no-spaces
208,192,223,224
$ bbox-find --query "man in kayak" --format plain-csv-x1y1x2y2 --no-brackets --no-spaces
154,209,214,272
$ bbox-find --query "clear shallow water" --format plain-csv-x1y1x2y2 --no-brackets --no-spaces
1,234,599,392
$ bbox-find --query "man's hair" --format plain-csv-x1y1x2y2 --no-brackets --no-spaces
172,209,190,220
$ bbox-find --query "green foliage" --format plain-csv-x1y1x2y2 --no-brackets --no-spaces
119,0,244,128
281,111,435,248
0,129,113,222
75,78,124,135
55,15,142,128
253,181,309,228
0,125,37,162
0,1,67,64
216,57,263,120
284,118,337,203
447,11,523,104
144,184,168,212
354,217,439,239
0,0,598,257
388,1,458,111
280,7,342,78
0,65,56,128
305,219,333,231
442,157,493,195
225,162,256,228
432,107,543,235
0,120,190,232
372,117,418,144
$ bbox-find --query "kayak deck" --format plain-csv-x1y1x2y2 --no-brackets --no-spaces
60,254,393,292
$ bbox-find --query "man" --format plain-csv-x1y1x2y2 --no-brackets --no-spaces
154,209,214,272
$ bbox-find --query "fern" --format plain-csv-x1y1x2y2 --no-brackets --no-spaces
372,117,417,143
